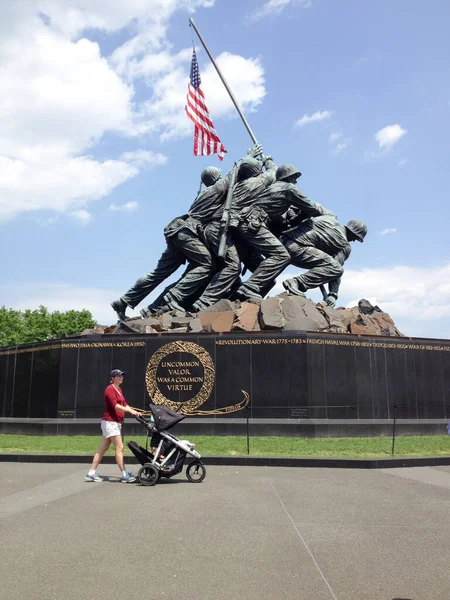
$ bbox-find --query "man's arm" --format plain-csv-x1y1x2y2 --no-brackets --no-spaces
287,185,335,219
326,245,351,303
260,157,277,186
311,202,336,217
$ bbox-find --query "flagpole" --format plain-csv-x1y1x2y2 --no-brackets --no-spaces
189,18,258,145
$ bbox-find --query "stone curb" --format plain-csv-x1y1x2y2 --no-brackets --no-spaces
1,454,450,469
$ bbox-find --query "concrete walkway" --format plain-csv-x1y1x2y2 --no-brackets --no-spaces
1,462,449,599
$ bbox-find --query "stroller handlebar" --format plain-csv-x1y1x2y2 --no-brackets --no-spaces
135,414,156,430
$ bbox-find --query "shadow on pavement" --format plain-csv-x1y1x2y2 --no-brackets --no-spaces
94,475,189,485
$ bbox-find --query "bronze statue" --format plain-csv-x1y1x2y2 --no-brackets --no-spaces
111,216,214,320
280,217,368,307
110,132,368,320
111,144,263,320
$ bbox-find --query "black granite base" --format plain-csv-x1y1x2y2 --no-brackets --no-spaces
0,417,448,437
2,331,450,423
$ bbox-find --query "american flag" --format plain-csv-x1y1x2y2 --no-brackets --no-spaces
185,50,227,160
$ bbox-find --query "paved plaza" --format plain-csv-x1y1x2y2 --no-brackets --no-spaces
1,462,450,599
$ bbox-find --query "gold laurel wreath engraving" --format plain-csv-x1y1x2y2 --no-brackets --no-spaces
145,341,215,414
187,390,249,415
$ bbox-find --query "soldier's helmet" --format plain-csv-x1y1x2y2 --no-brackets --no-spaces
201,166,221,187
276,164,302,182
237,157,262,181
345,220,368,242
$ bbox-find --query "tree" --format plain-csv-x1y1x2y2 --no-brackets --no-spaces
0,307,24,347
0,306,97,347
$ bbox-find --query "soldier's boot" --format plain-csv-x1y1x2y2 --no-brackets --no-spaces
190,299,209,313
282,278,306,297
233,288,263,302
191,275,244,312
259,278,277,298
140,306,161,318
111,299,128,321
162,292,186,313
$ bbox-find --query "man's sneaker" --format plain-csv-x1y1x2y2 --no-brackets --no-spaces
121,472,137,483
85,473,103,482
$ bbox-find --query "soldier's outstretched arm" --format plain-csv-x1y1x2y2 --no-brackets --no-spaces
326,246,351,302
311,202,336,217
256,155,277,186
326,278,341,304
287,185,334,218
284,201,337,229
246,143,263,159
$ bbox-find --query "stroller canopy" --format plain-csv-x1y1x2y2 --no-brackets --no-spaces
149,403,185,432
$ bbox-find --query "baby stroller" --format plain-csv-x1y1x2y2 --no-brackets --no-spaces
127,402,206,486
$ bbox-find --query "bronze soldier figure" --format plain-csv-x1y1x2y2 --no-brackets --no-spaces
280,217,368,307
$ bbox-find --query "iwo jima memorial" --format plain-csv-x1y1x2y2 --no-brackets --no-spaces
1,20,449,438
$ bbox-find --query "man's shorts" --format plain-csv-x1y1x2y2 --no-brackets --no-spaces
101,420,122,438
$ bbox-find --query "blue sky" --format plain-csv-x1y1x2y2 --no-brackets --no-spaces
1,0,450,338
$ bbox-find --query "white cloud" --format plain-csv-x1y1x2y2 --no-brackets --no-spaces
328,131,350,155
0,155,139,221
398,158,408,167
120,150,168,168
342,264,450,333
375,124,407,151
328,132,342,143
135,51,266,141
334,142,348,155
0,1,214,222
380,228,397,236
294,110,333,128
250,0,312,21
70,209,92,225
37,1,216,38
0,279,182,325
34,215,59,227
109,201,139,212
273,263,450,338
0,283,121,325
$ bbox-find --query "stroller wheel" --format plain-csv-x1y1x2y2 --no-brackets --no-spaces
186,460,206,483
138,464,159,486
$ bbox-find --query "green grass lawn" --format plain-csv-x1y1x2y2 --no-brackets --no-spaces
1,434,450,458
